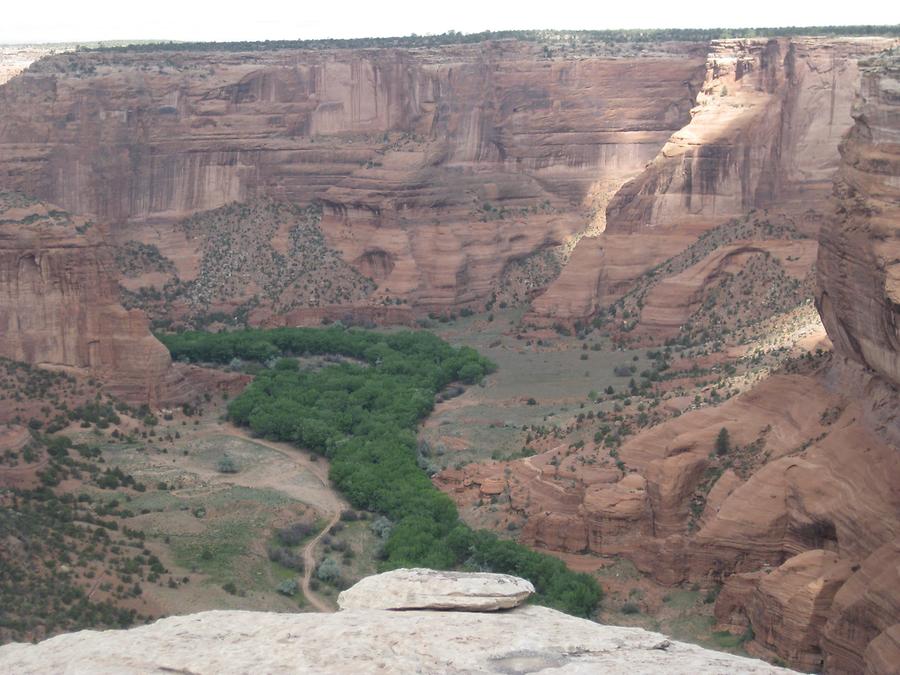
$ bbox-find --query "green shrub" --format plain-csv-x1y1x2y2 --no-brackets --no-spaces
158,326,601,617
216,455,238,473
277,579,299,596
316,557,341,583
715,428,731,456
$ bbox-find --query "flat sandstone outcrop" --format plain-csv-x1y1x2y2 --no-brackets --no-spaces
0,571,795,674
337,568,534,611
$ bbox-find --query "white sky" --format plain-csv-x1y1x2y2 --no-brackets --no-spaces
2,0,897,44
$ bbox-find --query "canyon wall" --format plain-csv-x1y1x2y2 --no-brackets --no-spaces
0,42,705,315
5,38,888,327
532,37,897,325
439,51,900,674
816,54,900,389
813,53,900,674
605,38,893,233
0,195,178,404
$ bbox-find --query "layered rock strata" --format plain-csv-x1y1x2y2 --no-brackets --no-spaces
439,51,900,674
0,195,179,404
816,53,900,389
0,42,705,315
533,36,897,324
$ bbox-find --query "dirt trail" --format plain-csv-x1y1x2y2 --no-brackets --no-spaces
212,424,347,612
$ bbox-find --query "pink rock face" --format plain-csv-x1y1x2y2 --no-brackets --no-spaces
817,54,900,388
0,197,176,404
606,37,896,235
531,36,897,326
716,550,855,672
0,42,705,316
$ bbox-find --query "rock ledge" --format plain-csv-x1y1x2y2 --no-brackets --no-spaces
0,570,797,674
337,568,534,611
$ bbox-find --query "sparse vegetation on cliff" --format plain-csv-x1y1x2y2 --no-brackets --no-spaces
115,241,176,278
119,199,376,328
0,432,159,642
599,213,817,349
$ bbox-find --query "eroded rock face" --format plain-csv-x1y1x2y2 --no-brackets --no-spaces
607,38,896,234
337,568,534,611
820,529,900,673
715,550,855,671
0,42,704,316
438,51,900,674
816,54,900,388
0,195,178,404
532,37,896,325
438,366,900,672
0,571,795,674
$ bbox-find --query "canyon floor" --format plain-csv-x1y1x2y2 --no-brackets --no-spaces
0,365,379,634
0,291,826,659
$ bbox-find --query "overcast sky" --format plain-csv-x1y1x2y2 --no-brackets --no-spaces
2,0,898,44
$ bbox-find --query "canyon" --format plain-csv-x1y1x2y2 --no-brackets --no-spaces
436,50,900,673
0,39,706,323
0,32,898,674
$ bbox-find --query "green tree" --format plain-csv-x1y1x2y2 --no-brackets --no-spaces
217,455,238,473
715,427,731,456
157,326,600,616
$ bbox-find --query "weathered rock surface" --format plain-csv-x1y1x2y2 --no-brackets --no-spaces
0,571,795,674
608,37,896,234
533,37,896,325
816,53,900,388
440,374,852,559
821,540,900,674
337,568,534,611
440,51,900,674
0,42,704,317
0,195,180,403
439,366,900,673
715,550,855,671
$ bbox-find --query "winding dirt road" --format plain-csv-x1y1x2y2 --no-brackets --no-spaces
217,424,346,612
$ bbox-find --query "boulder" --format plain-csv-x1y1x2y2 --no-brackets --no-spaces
0,570,797,674
336,568,534,611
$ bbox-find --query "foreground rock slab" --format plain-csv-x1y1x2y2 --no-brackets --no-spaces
337,568,534,611
0,606,796,674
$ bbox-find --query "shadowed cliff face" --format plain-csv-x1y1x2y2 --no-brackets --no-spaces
817,54,900,390
813,58,900,673
0,42,705,314
606,37,897,234
0,195,178,404
531,37,897,326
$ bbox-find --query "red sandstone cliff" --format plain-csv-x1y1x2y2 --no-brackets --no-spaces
817,54,900,390
0,42,705,316
531,37,897,326
438,51,900,674
0,195,178,404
